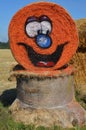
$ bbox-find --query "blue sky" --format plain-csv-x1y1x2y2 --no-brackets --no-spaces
0,0,86,42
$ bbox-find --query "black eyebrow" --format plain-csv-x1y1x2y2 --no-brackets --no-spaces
26,16,38,23
39,15,51,22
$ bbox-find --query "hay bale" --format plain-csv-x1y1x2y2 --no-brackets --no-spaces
9,72,86,127
75,18,86,48
9,2,78,72
70,19,86,101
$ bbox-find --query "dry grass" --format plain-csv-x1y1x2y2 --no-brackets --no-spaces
0,49,17,93
70,49,86,97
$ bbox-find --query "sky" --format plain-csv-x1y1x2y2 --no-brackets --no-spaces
0,0,86,42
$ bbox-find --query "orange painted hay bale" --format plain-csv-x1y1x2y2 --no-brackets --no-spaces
9,2,78,73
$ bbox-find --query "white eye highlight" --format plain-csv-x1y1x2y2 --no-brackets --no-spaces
26,21,41,38
41,21,52,34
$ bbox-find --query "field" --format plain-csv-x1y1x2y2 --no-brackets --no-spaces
0,49,16,93
0,49,86,130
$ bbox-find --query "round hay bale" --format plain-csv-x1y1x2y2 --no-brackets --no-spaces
75,18,86,48
9,2,78,73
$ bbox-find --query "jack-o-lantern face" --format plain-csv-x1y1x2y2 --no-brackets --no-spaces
9,2,78,72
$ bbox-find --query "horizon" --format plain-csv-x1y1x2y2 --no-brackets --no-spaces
0,0,86,42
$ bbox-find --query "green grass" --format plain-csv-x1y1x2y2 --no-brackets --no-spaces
0,102,86,130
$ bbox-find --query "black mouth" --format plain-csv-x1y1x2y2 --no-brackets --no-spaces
18,42,68,68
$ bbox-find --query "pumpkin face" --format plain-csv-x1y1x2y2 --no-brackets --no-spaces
9,2,78,72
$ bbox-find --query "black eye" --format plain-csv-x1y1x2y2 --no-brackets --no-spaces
37,30,42,34
41,21,52,34
39,15,52,35
25,15,52,37
25,16,41,38
26,21,41,38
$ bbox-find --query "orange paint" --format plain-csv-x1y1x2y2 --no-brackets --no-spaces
9,2,78,74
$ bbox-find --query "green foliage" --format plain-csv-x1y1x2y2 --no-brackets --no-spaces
0,41,10,49
0,102,86,130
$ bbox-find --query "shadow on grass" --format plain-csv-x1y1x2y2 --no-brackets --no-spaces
0,88,17,107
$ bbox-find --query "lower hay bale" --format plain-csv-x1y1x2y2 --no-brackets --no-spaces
9,71,86,128
9,99,73,128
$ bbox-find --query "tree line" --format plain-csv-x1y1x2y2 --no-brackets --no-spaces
0,41,10,49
